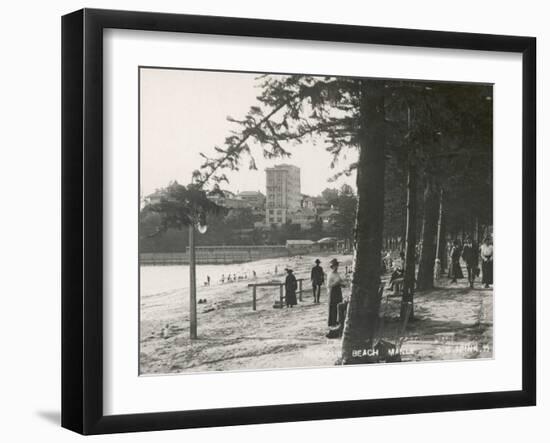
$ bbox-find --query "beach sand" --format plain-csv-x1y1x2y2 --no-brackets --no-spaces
139,254,493,374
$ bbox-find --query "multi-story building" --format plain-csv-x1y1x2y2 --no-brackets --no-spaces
265,164,301,226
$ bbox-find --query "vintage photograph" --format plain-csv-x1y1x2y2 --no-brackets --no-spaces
138,67,493,374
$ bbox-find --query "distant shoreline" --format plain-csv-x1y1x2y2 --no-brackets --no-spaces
140,244,339,265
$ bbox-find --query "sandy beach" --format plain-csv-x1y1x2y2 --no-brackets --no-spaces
139,254,493,374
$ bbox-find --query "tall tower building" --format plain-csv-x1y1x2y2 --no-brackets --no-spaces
265,164,301,225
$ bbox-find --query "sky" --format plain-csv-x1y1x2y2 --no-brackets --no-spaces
140,68,357,198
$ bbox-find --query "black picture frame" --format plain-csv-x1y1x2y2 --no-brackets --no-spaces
61,8,536,435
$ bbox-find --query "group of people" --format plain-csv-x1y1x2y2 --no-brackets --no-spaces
449,236,493,288
212,270,259,285
279,236,493,341
283,257,348,333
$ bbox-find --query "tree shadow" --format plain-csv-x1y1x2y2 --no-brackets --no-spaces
380,315,490,340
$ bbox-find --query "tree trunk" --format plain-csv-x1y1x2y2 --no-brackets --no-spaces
401,157,417,321
435,187,447,278
341,80,386,365
416,176,439,291
438,209,447,271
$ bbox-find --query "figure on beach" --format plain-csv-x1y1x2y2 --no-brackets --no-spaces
284,267,298,308
327,258,345,327
449,240,464,283
382,250,392,273
461,237,479,288
387,251,405,290
480,236,493,288
310,259,324,303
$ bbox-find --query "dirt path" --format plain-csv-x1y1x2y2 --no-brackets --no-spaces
140,266,493,375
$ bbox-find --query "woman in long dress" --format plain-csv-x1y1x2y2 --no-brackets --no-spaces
284,268,298,307
327,258,345,327
480,237,493,288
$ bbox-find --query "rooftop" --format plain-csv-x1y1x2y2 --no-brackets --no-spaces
318,237,338,244
238,191,265,197
266,164,300,171
286,239,315,245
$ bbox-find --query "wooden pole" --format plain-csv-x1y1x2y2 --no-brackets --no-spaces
189,225,197,339
252,286,257,311
279,285,284,307
298,279,303,302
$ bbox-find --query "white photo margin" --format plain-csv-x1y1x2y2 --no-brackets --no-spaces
103,29,523,415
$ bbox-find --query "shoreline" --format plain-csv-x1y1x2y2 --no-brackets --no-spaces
140,256,492,374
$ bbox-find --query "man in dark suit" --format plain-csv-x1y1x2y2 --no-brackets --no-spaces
461,237,479,288
310,259,324,303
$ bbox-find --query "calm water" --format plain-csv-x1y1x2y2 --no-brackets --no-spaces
140,253,351,298
140,256,297,297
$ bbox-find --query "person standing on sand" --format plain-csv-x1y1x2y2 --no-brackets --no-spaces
449,240,464,283
310,259,324,304
480,236,493,288
284,268,298,308
461,237,479,288
387,251,405,290
327,258,345,327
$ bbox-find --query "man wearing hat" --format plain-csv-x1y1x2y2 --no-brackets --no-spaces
461,236,479,288
327,258,346,327
310,259,325,303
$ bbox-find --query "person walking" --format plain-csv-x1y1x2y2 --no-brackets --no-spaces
449,240,464,283
480,236,493,288
327,258,345,327
310,259,324,303
461,237,479,288
284,268,298,308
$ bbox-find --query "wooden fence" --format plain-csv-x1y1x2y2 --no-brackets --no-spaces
140,245,288,265
247,279,306,310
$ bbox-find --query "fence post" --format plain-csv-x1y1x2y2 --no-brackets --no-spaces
279,285,284,306
252,286,257,311
298,279,303,302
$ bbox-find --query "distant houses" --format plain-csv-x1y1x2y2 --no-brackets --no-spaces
207,190,260,210
142,188,165,207
319,207,340,226
141,164,348,253
291,207,317,229
317,237,338,251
